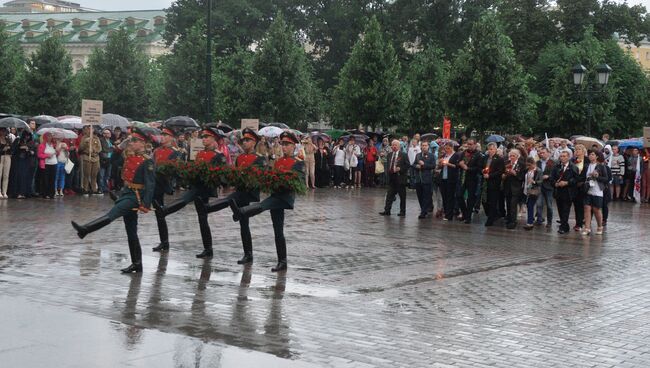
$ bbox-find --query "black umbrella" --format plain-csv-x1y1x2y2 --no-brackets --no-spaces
421,133,438,141
0,117,30,131
164,116,200,129
216,122,233,132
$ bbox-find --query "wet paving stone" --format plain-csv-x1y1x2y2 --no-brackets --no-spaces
1,188,650,367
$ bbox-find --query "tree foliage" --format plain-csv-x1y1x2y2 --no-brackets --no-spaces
445,13,534,135
77,29,150,121
331,16,405,129
405,43,448,132
247,14,320,126
0,24,25,113
214,47,255,125
23,35,75,116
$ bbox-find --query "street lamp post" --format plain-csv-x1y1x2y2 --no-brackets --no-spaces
571,63,612,136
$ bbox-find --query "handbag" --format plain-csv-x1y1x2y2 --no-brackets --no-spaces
527,186,540,197
64,159,75,174
375,160,385,174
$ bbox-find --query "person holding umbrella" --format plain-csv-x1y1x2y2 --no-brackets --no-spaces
150,127,183,253
153,127,227,259
199,128,266,265
230,131,304,272
71,127,156,273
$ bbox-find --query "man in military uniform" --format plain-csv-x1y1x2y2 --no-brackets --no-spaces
71,127,156,273
230,131,304,272
197,128,266,264
151,127,182,252
153,127,227,259
79,125,102,195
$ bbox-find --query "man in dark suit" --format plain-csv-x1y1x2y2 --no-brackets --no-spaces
502,149,526,229
551,151,578,234
379,139,409,216
413,140,436,219
438,143,462,221
535,147,556,227
458,139,484,223
483,142,506,226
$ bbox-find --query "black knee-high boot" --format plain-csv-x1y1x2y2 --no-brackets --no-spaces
153,198,187,217
272,235,287,272
237,217,253,264
121,239,143,273
71,216,112,239
152,211,169,252
195,200,213,259
232,202,264,222
200,197,232,214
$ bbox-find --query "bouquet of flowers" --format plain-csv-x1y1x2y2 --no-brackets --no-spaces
157,161,224,189
223,166,262,191
258,168,306,195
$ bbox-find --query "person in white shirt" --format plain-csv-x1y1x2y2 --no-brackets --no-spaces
344,136,361,188
332,138,346,188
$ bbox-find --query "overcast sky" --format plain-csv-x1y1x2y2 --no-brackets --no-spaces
77,0,650,11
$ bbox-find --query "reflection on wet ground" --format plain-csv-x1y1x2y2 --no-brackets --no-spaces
2,190,650,367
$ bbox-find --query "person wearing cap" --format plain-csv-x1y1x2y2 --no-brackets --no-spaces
153,127,227,259
78,125,102,195
71,127,156,273
151,127,183,252
198,128,266,264
230,131,304,272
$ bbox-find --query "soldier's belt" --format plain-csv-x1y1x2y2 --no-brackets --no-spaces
125,182,145,190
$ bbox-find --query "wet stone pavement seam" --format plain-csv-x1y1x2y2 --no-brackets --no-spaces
1,188,650,367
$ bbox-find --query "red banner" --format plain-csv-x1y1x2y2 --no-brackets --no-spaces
442,117,451,139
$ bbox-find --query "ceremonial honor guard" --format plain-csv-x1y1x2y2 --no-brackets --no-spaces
71,127,156,273
231,131,304,272
151,127,182,252
153,127,227,259
198,128,266,264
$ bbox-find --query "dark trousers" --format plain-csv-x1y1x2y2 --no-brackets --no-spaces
271,209,287,261
384,175,406,214
505,190,522,225
415,183,432,215
556,194,572,232
153,191,168,245
333,165,345,186
486,186,501,224
365,162,376,187
107,192,142,264
572,190,585,227
39,165,56,198
440,179,456,220
462,180,480,221
536,188,554,224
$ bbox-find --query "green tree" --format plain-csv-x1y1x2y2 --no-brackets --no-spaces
554,0,599,43
214,47,255,125
445,12,534,136
158,23,215,121
594,1,649,46
0,24,25,113
331,16,405,129
531,30,616,136
602,39,650,137
405,43,448,132
23,35,74,116
248,14,320,126
497,0,557,67
77,29,149,121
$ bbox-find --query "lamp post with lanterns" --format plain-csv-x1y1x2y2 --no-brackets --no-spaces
571,63,612,137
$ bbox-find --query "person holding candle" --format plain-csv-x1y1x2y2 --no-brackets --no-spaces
551,151,578,234
483,142,505,226
438,143,462,221
582,150,609,235
571,144,587,231
502,149,526,229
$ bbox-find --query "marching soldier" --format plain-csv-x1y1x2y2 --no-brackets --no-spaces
230,131,304,272
71,127,156,273
153,127,227,259
151,127,182,252
198,128,266,264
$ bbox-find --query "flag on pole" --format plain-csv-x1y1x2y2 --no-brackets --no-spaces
442,117,451,139
634,155,641,203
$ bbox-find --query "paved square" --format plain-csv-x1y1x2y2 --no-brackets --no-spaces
1,188,650,367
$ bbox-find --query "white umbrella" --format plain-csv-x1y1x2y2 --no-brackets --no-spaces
101,113,130,129
258,126,284,138
575,136,604,150
37,127,78,139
